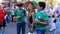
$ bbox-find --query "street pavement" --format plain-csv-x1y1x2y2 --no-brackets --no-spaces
5,22,55,34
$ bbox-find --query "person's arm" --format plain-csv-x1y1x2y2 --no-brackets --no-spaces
4,9,7,20
31,12,35,26
13,9,18,23
32,12,35,23
41,14,49,25
36,20,48,25
35,13,49,25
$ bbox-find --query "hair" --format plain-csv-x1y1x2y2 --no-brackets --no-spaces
30,2,35,10
38,2,46,10
27,2,35,12
16,3,23,7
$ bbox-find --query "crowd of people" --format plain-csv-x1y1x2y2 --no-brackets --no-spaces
0,1,60,34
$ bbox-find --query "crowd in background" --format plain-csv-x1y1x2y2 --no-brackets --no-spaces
0,1,60,34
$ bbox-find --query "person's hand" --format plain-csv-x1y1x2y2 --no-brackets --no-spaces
4,15,7,20
4,16,6,20
35,20,42,24
16,16,20,18
14,16,20,19
35,20,40,23
13,16,17,19
13,16,17,23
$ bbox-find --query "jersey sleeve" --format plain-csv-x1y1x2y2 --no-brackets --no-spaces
23,9,26,16
43,12,50,22
14,9,17,16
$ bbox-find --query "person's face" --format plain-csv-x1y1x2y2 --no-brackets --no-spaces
15,6,18,9
19,7,22,10
37,4,42,11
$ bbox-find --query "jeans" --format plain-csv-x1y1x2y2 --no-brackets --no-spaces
36,29,46,34
54,21,60,34
6,15,12,23
17,22,26,34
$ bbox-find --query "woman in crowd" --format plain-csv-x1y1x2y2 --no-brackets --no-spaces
26,2,35,34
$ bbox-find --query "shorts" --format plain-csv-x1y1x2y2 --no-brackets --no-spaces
28,23,35,32
28,23,32,29
0,20,6,28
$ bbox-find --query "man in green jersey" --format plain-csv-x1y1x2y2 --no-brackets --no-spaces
14,3,26,34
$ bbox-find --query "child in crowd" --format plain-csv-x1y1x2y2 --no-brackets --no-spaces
34,2,49,34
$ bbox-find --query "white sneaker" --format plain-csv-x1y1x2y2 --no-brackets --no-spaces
28,32,36,34
50,28,55,31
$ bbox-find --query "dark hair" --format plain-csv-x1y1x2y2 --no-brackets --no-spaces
38,2,46,10
16,3,23,7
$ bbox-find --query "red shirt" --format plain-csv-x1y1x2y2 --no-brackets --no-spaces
0,8,7,24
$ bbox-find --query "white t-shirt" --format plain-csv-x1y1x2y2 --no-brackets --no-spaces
54,6,60,22
54,6,60,16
